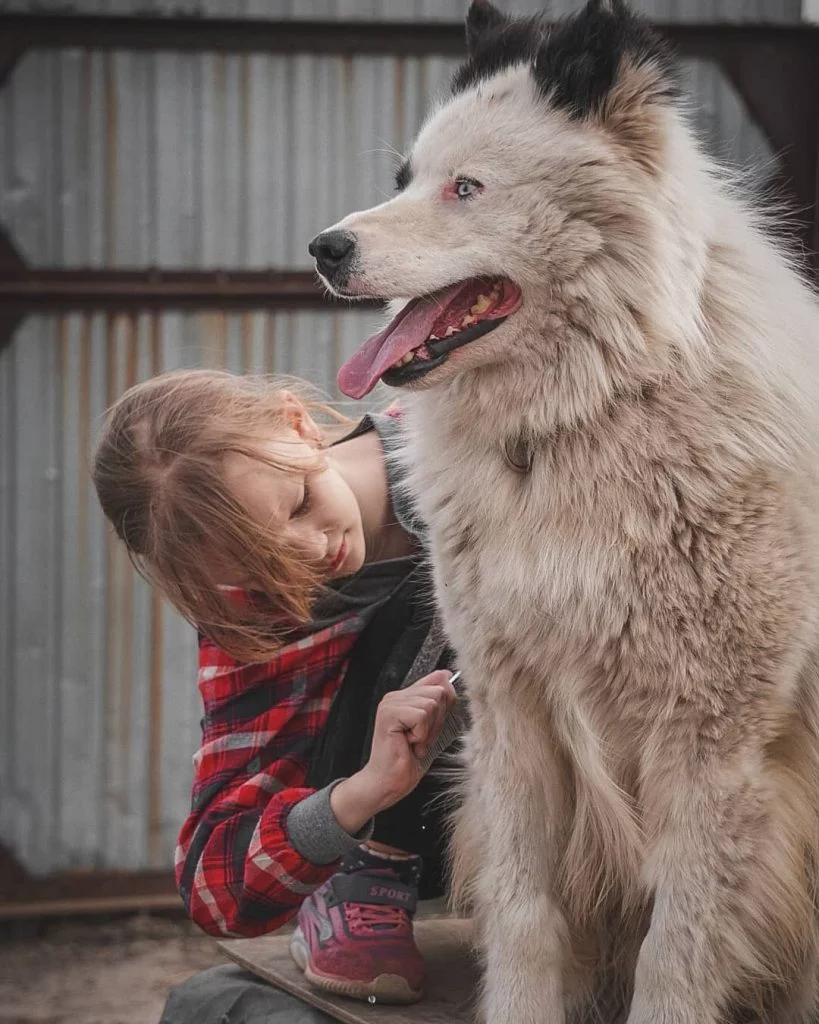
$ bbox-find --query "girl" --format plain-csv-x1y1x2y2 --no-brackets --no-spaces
91,370,462,1019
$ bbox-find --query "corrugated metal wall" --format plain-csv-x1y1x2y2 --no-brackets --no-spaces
0,308,387,876
0,51,776,273
0,0,802,876
1,52,458,268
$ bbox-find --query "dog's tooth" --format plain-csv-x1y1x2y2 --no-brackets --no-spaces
461,314,478,328
444,326,457,337
471,294,492,315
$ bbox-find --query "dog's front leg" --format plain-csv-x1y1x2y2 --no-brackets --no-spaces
468,700,570,1024
627,729,815,1024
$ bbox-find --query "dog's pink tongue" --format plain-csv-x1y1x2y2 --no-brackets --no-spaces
337,284,464,398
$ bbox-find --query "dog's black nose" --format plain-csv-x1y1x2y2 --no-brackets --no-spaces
308,230,357,279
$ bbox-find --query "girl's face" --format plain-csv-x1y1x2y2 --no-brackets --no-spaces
221,423,366,585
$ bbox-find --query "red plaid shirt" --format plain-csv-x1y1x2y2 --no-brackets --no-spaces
175,613,367,937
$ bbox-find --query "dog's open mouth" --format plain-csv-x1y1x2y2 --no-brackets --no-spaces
337,277,522,398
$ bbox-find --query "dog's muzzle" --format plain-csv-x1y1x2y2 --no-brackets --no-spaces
308,229,358,287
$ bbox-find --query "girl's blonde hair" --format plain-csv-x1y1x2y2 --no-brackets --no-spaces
92,370,350,662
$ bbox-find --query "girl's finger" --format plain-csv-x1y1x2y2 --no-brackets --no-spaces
391,706,428,740
402,683,454,710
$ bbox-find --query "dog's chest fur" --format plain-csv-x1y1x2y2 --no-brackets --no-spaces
403,401,633,707
402,387,815,751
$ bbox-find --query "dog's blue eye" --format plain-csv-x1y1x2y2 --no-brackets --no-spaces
455,178,482,199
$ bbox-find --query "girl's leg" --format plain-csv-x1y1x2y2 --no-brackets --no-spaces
160,964,336,1024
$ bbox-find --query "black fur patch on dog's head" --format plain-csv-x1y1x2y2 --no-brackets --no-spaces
452,0,680,119
453,1,547,95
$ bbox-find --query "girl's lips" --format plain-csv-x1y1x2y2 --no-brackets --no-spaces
328,537,347,573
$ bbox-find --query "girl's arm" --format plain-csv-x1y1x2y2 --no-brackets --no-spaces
175,621,370,938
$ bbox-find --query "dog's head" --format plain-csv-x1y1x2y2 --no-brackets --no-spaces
313,0,700,400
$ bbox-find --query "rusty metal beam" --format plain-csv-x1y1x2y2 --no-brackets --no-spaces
0,890,185,920
0,842,179,919
0,268,376,313
0,14,816,60
0,841,180,918
0,14,462,56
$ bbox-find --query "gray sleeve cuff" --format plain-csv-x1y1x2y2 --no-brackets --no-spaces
285,780,375,866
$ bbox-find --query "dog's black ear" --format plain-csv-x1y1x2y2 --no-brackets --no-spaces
534,0,676,119
466,0,508,55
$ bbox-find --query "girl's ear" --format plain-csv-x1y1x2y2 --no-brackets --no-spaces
280,390,324,445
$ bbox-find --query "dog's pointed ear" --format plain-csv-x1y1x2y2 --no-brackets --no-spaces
466,0,508,55
533,11,618,119
534,0,676,121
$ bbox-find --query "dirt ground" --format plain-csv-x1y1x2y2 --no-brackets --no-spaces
0,913,227,1024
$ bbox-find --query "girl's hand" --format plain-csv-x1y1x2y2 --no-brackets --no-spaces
329,671,457,834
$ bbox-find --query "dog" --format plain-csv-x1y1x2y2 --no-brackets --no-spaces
310,2,819,1021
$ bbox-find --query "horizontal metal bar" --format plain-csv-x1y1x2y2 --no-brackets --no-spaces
0,14,817,59
0,15,463,55
0,269,378,313
0,852,178,915
0,892,184,920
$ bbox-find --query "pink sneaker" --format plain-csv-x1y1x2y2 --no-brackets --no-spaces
289,856,425,1004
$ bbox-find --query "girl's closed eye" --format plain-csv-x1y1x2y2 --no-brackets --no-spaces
292,483,311,518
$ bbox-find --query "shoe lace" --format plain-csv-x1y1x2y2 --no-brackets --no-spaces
347,902,408,932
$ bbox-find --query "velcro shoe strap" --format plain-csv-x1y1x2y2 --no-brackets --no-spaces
328,872,418,916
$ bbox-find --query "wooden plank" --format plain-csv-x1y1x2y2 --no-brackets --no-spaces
219,918,478,1024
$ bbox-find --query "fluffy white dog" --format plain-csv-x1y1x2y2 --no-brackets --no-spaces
313,3,819,1021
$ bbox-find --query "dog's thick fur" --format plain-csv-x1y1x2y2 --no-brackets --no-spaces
319,2,819,1021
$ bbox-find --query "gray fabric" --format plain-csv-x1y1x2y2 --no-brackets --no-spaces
159,964,335,1024
406,615,447,685
285,780,374,866
369,411,427,540
310,556,416,631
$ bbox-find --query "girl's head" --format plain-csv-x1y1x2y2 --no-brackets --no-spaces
92,370,365,661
